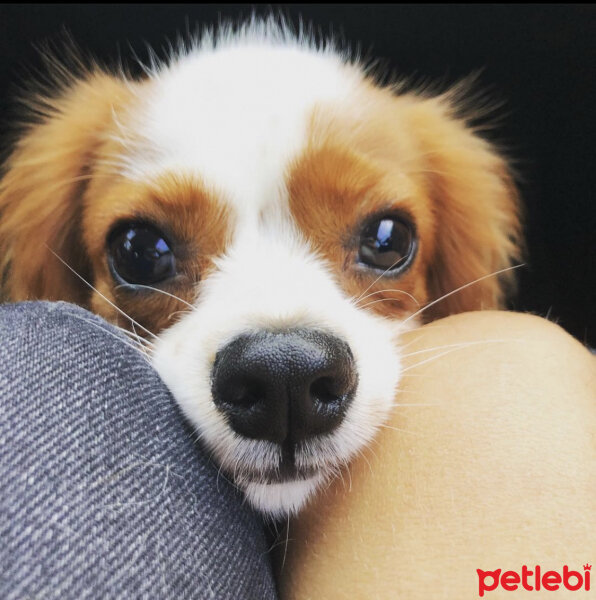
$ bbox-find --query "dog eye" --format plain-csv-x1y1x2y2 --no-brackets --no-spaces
108,223,176,285
358,216,416,272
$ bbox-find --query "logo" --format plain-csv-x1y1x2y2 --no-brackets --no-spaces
477,564,591,596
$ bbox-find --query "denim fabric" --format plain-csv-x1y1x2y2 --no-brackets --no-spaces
0,302,278,600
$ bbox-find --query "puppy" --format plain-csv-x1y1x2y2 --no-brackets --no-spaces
0,21,520,517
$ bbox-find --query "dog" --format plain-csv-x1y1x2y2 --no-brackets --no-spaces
0,20,520,517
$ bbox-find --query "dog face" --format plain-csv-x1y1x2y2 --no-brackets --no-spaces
0,25,520,516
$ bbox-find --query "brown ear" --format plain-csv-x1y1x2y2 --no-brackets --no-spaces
0,72,130,303
406,94,522,320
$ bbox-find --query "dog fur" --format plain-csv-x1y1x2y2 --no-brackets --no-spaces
0,20,521,516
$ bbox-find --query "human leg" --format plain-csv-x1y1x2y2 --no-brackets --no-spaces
279,311,596,599
0,301,277,600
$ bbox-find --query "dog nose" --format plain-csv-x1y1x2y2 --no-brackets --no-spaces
211,329,358,444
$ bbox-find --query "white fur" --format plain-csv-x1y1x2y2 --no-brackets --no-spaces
122,31,362,214
121,25,404,516
152,222,402,515
243,475,327,518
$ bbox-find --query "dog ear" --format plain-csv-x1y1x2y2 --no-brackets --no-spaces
406,93,522,320
0,72,130,303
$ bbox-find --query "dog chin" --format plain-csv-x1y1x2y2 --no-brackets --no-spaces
241,473,327,518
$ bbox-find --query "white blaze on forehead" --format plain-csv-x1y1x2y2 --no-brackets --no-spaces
124,43,361,214
126,32,404,516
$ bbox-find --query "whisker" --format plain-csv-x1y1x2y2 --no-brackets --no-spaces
402,348,470,373
392,402,440,407
127,321,156,350
355,288,421,308
46,246,159,340
392,389,432,397
377,423,425,437
358,297,408,310
113,321,154,348
167,310,192,322
354,255,415,303
399,373,438,379
401,264,525,328
353,445,375,476
282,513,290,571
78,311,151,345
334,461,347,493
400,339,516,360
396,334,431,353
400,338,523,374
66,313,153,364
266,533,294,554
399,323,452,343
214,449,232,494
114,283,195,309
130,321,143,348
341,456,353,493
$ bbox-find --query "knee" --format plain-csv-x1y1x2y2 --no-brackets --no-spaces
2,299,103,332
0,300,153,375
401,310,595,377
282,312,595,600
395,310,595,467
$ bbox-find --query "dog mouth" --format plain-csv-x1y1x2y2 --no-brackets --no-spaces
234,448,331,517
209,428,348,516
226,440,332,486
208,327,359,495
230,440,328,487
152,310,401,515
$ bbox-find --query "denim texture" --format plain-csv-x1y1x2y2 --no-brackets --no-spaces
0,301,278,599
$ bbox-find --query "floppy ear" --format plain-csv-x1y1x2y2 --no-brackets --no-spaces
407,95,522,320
0,72,130,303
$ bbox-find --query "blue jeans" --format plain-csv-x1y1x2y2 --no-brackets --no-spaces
0,302,278,599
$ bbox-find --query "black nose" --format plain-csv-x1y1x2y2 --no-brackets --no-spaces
211,329,358,445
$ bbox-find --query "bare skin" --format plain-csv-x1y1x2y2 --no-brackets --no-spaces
277,311,596,599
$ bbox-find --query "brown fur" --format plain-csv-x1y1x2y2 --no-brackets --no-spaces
0,67,521,332
287,144,430,318
0,74,232,336
405,96,521,319
0,73,133,304
288,86,521,320
83,173,232,333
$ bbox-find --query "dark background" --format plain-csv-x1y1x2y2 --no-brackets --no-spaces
1,4,594,346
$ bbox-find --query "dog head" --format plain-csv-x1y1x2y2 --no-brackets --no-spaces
0,23,520,516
